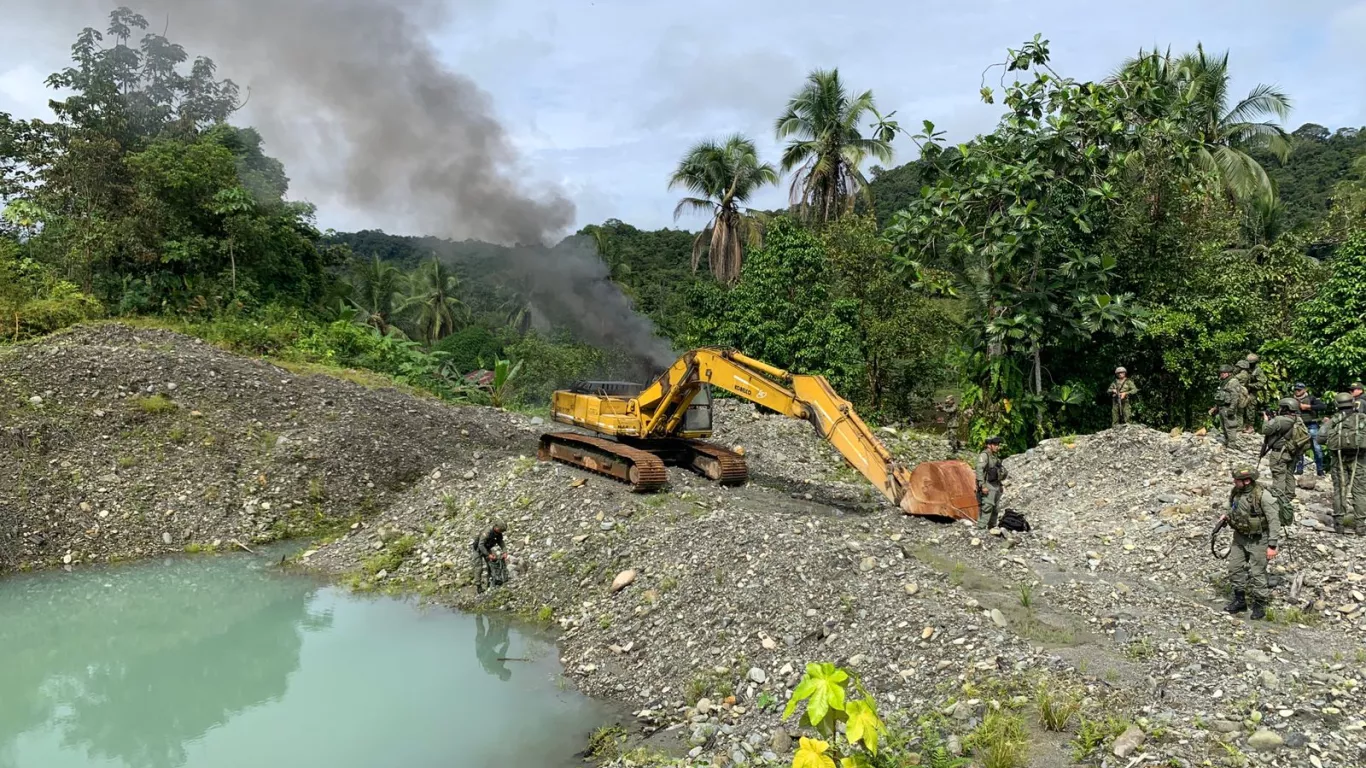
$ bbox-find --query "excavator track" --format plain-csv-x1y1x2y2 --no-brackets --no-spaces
679,440,748,485
538,432,669,492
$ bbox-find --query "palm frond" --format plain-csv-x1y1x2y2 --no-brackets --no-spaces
673,196,717,220
1224,82,1290,124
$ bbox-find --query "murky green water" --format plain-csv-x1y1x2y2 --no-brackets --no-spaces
0,552,606,768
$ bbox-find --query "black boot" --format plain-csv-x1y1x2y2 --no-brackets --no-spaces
1250,601,1267,621
1224,590,1247,614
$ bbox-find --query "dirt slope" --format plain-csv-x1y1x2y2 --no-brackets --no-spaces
0,323,518,571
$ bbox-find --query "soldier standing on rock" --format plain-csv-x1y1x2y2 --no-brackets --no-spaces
1259,397,1306,527
1221,467,1280,621
1210,365,1246,449
1293,383,1327,477
976,436,1007,530
938,396,961,455
1319,393,1366,534
1108,367,1137,426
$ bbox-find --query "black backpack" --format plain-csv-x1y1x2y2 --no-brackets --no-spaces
1000,508,1032,532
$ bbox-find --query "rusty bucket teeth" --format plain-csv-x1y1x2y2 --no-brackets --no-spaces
537,432,668,492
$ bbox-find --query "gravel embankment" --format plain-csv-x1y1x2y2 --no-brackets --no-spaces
7,326,1363,767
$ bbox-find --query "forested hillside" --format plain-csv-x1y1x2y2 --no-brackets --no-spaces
5,11,1366,449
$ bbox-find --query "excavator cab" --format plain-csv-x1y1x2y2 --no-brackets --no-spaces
681,385,712,434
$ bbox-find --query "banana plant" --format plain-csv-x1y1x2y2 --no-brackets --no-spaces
488,358,523,408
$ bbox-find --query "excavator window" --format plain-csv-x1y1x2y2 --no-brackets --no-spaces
682,385,713,432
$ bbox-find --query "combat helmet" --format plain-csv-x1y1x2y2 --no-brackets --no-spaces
1278,397,1298,412
1246,353,1260,364
1115,366,1127,375
1219,364,1234,374
1336,392,1357,409
492,519,508,532
1231,466,1259,482
1235,359,1252,370
1352,382,1365,392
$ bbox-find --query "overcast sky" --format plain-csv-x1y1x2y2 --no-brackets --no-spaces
2,0,1365,239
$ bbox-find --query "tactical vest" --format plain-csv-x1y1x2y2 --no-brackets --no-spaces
982,455,1007,485
1324,412,1366,451
1227,487,1266,536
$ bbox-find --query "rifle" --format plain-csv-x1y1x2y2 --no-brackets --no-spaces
1210,515,1231,559
1258,432,1273,461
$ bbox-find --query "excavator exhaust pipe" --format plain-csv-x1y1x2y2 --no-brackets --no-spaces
900,461,980,522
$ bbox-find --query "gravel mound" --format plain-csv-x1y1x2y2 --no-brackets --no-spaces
0,323,519,571
8,327,1365,766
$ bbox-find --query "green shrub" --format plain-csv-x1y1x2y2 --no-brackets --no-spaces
433,324,504,373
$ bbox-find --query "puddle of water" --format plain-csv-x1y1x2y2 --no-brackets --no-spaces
0,552,606,768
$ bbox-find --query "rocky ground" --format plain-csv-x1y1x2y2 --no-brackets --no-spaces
6,326,1365,767
305,405,1366,767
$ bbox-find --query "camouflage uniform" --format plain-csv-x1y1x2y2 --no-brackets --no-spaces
1242,355,1267,429
1212,366,1246,449
1319,394,1366,533
1108,368,1138,426
471,522,510,591
1258,399,1304,527
976,439,1006,530
1223,468,1281,619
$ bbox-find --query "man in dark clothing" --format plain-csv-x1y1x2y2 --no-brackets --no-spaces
471,519,510,592
1293,383,1328,476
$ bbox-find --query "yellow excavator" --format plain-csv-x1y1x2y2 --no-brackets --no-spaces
537,348,979,521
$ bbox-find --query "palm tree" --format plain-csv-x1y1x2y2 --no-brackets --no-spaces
398,257,466,344
347,255,404,335
668,133,778,284
1114,45,1291,203
774,68,894,224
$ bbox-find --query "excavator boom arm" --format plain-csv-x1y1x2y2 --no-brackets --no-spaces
634,349,922,512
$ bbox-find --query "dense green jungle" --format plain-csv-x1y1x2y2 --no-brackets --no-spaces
5,8,1366,449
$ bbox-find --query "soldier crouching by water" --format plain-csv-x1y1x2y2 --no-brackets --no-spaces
471,519,511,593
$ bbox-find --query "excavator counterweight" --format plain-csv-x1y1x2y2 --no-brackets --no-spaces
538,348,980,521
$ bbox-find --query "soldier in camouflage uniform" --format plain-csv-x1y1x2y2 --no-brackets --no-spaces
1319,393,1366,534
471,519,511,592
1209,365,1246,449
938,396,961,455
1221,467,1280,620
1352,382,1365,413
1107,366,1138,426
976,436,1006,530
1241,354,1267,429
1259,397,1306,527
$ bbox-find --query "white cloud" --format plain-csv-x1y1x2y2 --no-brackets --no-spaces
3,0,1364,234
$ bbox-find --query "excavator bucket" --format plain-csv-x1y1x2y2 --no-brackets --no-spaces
900,460,980,521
